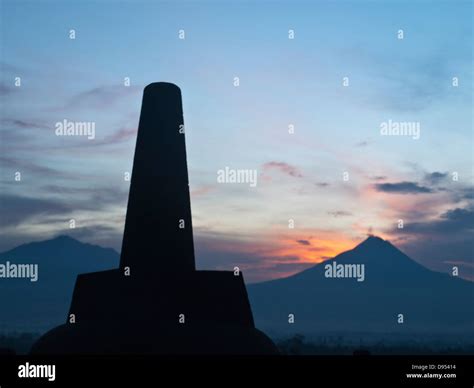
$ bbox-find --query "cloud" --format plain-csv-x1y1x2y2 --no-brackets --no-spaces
388,206,474,277
81,188,128,210
1,118,49,130
1,114,137,152
194,236,314,283
439,207,474,230
396,207,474,235
328,210,352,218
0,156,60,177
374,181,433,194
370,175,387,181
0,118,51,150
263,161,303,178
64,84,141,110
462,188,474,200
424,171,448,185
442,186,474,203
92,127,137,147
41,185,92,195
315,182,330,187
296,239,311,246
0,194,71,227
0,186,128,228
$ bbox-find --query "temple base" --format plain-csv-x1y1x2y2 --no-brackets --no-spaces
30,269,278,354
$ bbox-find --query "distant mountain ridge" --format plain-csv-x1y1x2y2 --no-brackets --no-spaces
0,235,472,339
247,236,474,337
0,235,119,332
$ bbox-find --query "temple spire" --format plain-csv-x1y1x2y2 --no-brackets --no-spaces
120,82,195,272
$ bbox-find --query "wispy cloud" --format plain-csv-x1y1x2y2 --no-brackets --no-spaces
328,210,352,217
263,161,303,178
355,140,370,147
0,156,60,177
1,118,49,130
0,194,71,227
403,207,474,234
0,186,128,229
62,84,141,110
94,127,137,146
369,175,387,181
296,239,311,246
424,171,449,185
315,182,330,187
374,181,433,194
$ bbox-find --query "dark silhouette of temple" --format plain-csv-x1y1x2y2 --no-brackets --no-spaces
30,83,277,354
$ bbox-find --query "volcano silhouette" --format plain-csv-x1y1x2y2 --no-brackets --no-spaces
248,236,474,335
30,83,277,354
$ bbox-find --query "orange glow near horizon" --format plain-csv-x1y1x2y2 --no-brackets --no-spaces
196,227,401,282
262,231,359,265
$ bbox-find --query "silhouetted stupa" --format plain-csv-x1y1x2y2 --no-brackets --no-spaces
31,83,278,354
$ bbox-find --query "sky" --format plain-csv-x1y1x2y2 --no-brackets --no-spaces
0,0,472,282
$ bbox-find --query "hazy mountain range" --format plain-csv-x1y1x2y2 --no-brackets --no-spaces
248,236,473,337
0,236,118,332
0,235,472,339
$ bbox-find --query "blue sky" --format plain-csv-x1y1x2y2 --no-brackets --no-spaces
1,0,472,282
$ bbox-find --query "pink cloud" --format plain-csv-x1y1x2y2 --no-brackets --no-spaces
262,161,303,178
